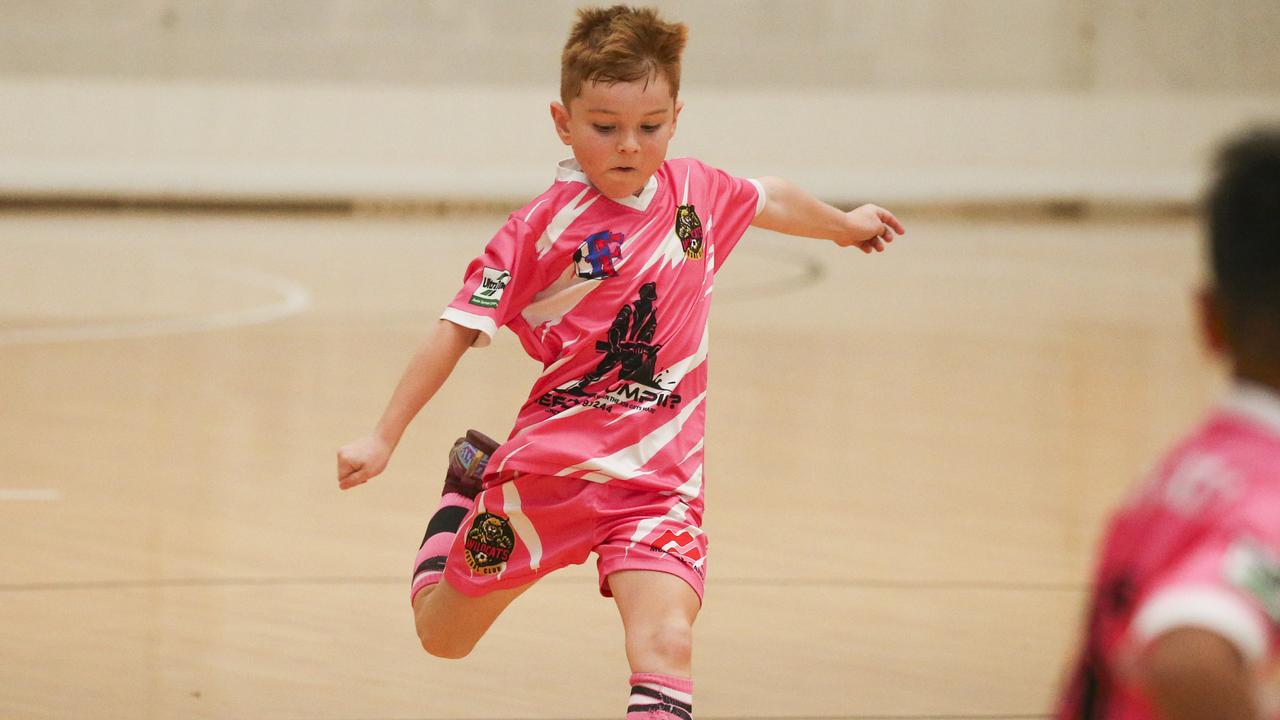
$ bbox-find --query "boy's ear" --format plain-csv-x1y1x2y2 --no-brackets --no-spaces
1197,285,1228,356
671,98,684,135
550,102,573,146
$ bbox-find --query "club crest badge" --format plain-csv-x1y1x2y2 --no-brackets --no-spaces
574,230,624,280
463,512,516,575
674,204,704,260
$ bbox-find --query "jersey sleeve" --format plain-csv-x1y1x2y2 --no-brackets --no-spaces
697,159,765,269
1130,504,1280,665
441,215,544,348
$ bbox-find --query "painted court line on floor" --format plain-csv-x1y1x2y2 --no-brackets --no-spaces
0,488,62,501
0,257,312,346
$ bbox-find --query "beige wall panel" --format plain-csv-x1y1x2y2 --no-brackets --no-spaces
1091,0,1280,92
1,1,1277,201
3,80,1275,202
3,1,1278,92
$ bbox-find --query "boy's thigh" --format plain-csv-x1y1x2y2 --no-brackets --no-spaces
441,472,600,596
413,575,535,651
607,569,701,627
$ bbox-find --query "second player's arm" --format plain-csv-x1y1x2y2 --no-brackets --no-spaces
751,176,904,253
337,319,480,490
1138,627,1258,720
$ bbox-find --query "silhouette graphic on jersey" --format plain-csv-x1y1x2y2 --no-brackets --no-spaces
564,282,662,396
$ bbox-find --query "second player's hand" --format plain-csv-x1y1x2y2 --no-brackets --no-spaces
337,435,392,490
838,204,905,253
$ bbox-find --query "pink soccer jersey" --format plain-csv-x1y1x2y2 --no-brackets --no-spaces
1057,383,1280,720
441,157,764,500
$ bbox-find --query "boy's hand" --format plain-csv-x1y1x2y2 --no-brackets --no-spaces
838,204,905,254
337,435,392,490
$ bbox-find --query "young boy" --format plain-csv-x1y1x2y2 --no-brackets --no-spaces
337,6,904,718
1055,128,1280,720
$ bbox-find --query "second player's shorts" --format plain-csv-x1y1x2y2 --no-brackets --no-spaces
441,471,708,602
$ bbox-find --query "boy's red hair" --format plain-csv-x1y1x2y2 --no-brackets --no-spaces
560,5,688,106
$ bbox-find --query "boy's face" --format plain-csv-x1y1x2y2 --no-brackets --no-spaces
551,74,683,200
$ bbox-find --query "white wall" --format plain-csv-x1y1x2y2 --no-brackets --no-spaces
2,0,1278,204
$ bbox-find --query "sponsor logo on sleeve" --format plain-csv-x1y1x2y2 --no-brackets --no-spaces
469,267,511,308
1225,537,1280,621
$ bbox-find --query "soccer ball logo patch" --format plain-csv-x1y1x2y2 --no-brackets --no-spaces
574,230,624,280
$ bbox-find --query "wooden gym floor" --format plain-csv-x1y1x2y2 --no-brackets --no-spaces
0,206,1216,719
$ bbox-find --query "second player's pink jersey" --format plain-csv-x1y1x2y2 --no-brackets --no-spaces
1056,382,1280,720
442,157,763,499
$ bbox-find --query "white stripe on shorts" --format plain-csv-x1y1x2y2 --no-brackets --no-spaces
502,480,543,571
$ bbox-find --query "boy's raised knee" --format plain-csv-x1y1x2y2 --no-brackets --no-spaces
417,626,475,660
413,596,474,659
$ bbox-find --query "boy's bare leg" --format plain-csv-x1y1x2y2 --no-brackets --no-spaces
412,577,535,659
610,569,699,673
407,429,531,659
611,569,699,719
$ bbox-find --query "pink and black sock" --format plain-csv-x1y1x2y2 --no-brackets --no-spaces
627,673,693,720
409,493,474,601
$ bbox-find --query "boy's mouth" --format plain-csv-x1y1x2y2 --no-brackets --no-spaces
611,166,636,173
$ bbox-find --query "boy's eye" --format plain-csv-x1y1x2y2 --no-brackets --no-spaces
593,124,615,133
641,124,662,133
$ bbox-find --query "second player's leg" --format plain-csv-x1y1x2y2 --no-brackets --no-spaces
412,577,534,659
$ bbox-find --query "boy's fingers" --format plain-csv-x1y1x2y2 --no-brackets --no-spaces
881,210,906,235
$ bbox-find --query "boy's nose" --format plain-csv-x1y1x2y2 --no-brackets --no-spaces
617,132,640,153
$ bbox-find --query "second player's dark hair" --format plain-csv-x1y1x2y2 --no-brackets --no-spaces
1207,127,1280,355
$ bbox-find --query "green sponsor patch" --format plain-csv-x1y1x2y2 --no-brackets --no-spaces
469,267,511,309
1225,537,1280,622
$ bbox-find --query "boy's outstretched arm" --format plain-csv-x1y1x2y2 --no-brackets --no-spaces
751,176,904,253
337,319,480,490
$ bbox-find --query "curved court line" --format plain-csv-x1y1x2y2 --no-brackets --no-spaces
717,240,825,304
0,259,312,346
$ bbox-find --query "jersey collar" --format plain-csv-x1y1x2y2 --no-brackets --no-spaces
1221,380,1280,438
556,158,659,212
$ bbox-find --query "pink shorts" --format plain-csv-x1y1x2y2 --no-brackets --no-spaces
441,472,708,602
